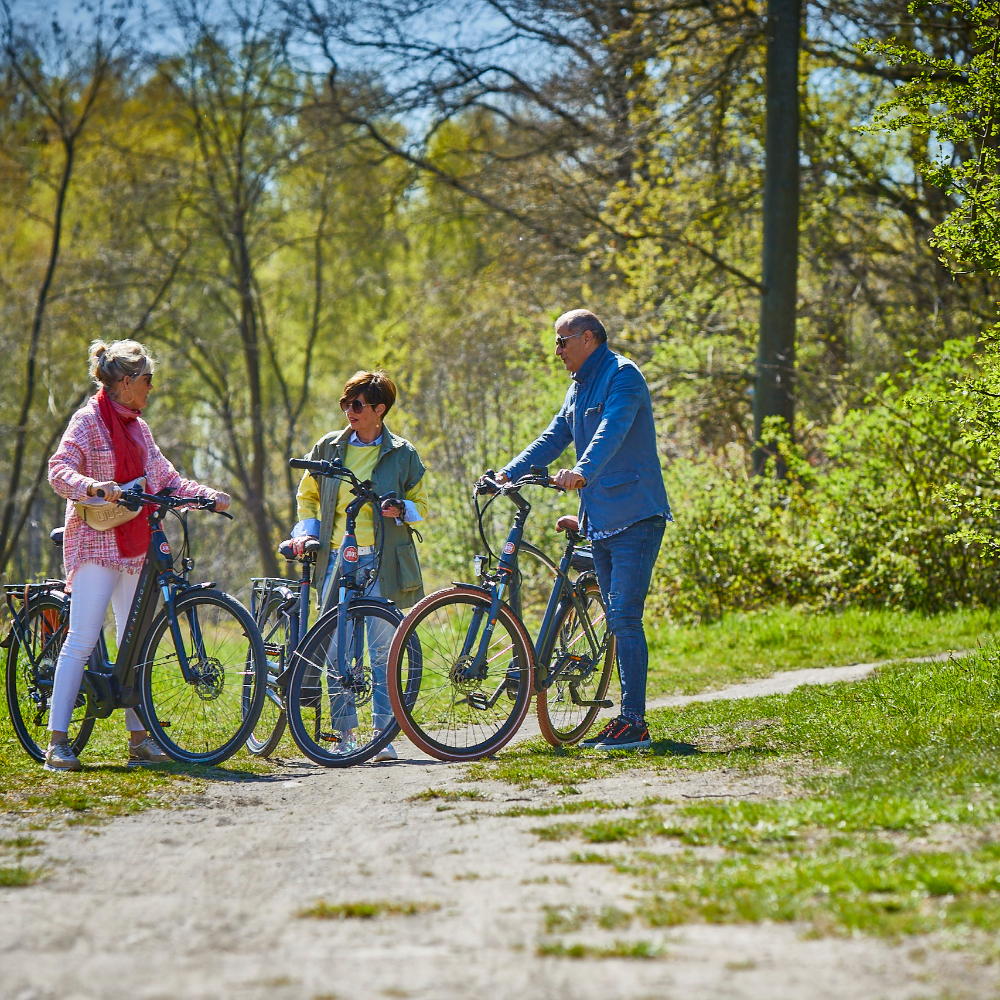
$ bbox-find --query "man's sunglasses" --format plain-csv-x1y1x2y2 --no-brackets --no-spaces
555,331,586,350
340,398,371,414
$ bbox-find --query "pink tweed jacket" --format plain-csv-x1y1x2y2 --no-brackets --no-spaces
48,394,219,588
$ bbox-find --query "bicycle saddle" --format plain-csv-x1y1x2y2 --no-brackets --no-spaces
278,538,321,560
49,527,64,548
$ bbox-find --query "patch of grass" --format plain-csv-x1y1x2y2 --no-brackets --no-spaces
0,864,45,886
536,939,664,959
538,647,1000,938
408,787,489,802
1,707,283,822
544,905,634,933
646,605,996,698
503,796,672,818
0,835,41,850
297,899,440,920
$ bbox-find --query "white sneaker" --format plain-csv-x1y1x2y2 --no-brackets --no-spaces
373,743,398,762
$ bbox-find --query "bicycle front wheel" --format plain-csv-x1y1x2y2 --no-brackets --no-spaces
5,592,93,762
536,576,616,746
386,586,534,761
285,599,409,767
140,589,267,765
244,596,290,757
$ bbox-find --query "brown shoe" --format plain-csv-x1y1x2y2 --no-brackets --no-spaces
44,738,82,772
127,737,170,766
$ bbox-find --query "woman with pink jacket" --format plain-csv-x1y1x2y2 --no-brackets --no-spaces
44,339,231,772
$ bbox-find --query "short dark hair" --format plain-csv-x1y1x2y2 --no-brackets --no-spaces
341,369,397,415
555,309,607,344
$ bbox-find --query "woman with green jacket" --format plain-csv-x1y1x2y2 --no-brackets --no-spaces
289,370,428,762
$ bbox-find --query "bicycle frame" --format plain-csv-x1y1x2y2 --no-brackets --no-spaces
460,473,610,708
513,540,607,690
5,494,220,722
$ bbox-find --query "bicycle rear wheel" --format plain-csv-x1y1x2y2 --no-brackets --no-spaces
285,599,411,767
244,595,290,757
139,589,266,765
4,592,93,762
536,576,616,746
386,586,534,761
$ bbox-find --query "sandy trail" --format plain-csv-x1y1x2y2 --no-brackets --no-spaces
1,650,991,1000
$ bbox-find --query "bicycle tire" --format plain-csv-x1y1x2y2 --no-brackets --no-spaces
386,585,534,762
139,588,267,765
285,599,411,767
4,592,94,762
244,595,289,757
536,576,616,746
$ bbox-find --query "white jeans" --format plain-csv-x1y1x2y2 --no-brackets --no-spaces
48,562,143,734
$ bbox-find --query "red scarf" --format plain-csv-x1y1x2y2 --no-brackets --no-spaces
96,389,151,558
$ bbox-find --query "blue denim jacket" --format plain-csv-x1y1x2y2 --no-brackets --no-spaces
501,343,671,536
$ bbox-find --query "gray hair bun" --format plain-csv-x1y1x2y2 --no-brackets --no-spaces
89,339,155,388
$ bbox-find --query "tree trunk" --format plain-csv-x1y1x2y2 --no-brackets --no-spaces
235,219,280,577
753,0,800,474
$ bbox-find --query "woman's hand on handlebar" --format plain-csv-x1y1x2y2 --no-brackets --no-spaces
380,499,404,519
212,492,232,512
88,480,121,501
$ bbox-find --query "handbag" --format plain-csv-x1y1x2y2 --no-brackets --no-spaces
74,476,147,531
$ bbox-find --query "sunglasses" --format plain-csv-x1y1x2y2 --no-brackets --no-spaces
555,331,586,350
340,398,370,414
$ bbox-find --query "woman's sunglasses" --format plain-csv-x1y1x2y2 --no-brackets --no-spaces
340,398,370,414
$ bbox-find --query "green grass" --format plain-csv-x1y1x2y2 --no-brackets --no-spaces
297,899,440,919
502,645,1000,937
536,939,664,959
0,707,279,822
408,788,490,802
0,865,45,886
645,605,997,697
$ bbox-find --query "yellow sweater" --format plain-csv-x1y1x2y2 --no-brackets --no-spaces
296,441,429,547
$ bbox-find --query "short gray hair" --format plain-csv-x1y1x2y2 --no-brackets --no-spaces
555,309,607,344
88,339,155,389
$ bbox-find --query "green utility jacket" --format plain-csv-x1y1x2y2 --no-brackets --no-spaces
307,425,426,610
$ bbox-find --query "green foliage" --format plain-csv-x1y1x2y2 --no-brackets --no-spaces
652,340,1000,620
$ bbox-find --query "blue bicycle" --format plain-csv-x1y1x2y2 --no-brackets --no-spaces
242,457,421,766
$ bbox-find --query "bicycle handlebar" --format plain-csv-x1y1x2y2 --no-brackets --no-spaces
473,468,565,497
97,487,234,519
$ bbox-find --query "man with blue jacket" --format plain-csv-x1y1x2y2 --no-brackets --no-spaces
499,309,671,751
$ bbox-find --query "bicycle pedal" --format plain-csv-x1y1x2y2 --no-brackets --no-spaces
461,693,489,711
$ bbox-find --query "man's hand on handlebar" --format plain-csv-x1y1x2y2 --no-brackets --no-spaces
212,492,232,512
552,469,586,491
556,514,580,534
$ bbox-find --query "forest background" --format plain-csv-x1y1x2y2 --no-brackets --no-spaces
3,0,1000,623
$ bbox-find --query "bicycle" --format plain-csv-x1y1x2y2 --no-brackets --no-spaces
243,537,320,757
3,486,268,766
252,456,420,767
385,466,616,761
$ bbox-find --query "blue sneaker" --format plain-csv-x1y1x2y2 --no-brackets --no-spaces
581,716,650,751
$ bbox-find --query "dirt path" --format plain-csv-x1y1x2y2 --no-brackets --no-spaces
1,651,991,1000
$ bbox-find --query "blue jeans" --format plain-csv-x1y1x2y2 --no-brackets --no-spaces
591,516,666,722
319,547,393,732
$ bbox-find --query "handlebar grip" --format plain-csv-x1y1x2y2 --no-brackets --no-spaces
288,458,317,470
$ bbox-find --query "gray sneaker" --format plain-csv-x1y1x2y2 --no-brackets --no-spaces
43,738,81,772
127,737,171,766
373,743,398,762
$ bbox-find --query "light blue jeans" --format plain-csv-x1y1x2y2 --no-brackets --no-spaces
320,547,393,733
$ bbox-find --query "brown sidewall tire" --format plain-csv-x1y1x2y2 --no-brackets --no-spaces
387,585,535,761
536,581,616,747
